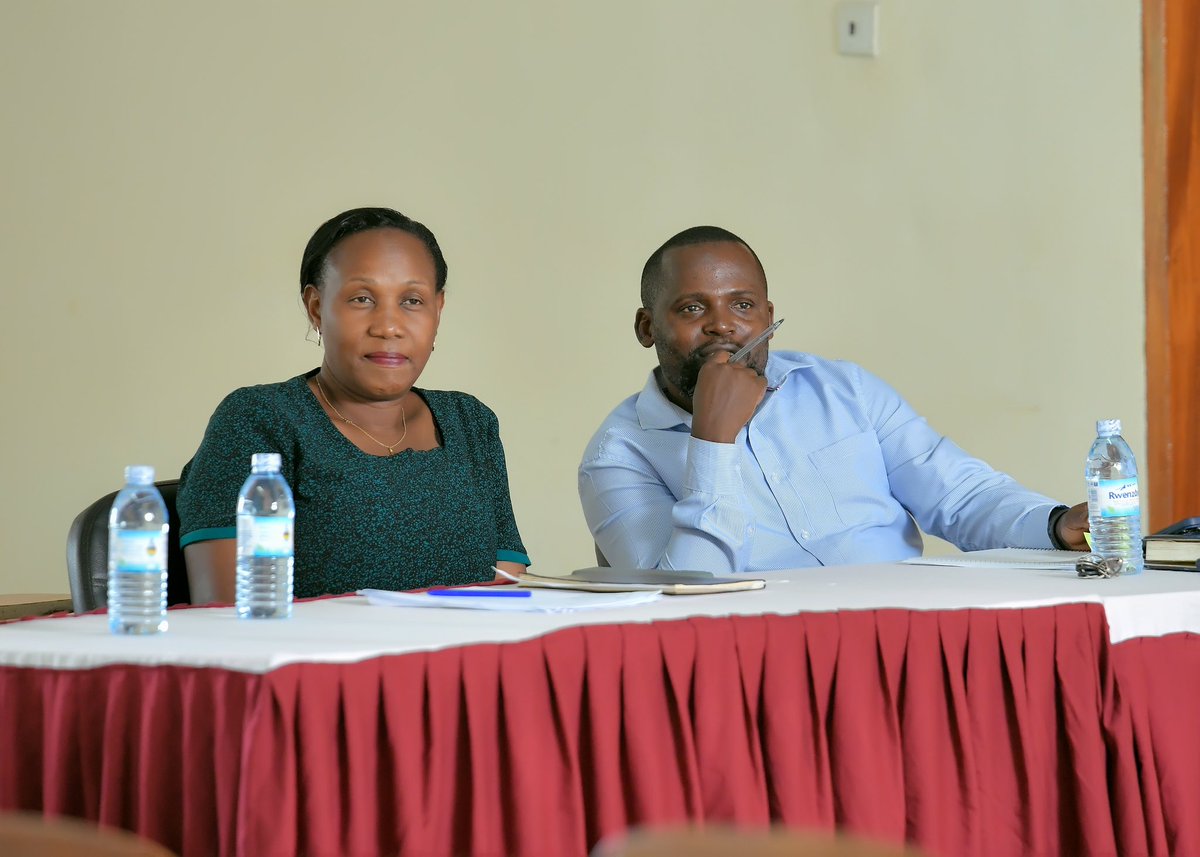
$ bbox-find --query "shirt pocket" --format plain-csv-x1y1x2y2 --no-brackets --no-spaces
807,430,894,528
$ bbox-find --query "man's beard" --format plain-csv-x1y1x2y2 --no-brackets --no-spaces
673,345,767,400
677,350,708,400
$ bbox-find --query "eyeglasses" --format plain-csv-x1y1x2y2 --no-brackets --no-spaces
1075,554,1126,578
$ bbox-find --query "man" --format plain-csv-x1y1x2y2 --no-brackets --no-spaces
578,225,1088,572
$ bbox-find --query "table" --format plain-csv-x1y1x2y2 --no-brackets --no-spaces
1,563,1199,857
0,593,72,622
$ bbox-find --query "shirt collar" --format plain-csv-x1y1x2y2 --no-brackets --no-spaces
634,351,815,431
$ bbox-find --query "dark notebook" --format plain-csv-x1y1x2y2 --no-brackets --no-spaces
1143,517,1200,570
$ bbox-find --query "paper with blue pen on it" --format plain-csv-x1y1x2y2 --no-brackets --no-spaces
357,587,663,613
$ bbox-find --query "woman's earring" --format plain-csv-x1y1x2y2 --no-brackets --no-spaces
306,326,322,346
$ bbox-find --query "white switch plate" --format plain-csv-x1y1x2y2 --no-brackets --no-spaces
836,1,879,57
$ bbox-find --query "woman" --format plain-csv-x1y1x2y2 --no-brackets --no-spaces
177,207,529,602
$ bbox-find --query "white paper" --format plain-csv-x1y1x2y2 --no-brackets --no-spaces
357,587,663,613
901,548,1085,571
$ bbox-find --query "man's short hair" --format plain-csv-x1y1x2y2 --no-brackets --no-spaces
640,225,766,309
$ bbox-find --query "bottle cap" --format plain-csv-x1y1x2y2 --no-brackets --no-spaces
250,452,282,473
1096,419,1122,437
124,465,155,485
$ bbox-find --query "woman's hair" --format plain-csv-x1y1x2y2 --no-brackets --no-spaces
299,207,448,293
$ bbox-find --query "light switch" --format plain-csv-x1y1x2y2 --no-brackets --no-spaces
837,1,879,57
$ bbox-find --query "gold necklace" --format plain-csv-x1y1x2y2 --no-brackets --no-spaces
314,376,408,455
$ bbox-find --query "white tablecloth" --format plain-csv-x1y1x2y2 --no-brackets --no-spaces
3,562,1199,673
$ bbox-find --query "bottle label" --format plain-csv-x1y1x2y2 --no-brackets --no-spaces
238,516,294,558
113,531,167,573
1097,477,1139,518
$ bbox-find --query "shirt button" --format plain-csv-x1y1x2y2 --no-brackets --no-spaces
771,473,781,482
747,525,756,535
800,530,811,540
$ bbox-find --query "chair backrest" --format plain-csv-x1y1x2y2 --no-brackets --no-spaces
66,479,190,613
0,812,178,857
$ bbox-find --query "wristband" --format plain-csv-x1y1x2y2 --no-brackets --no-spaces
1047,505,1071,549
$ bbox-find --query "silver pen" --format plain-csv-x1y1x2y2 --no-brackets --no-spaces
729,319,784,364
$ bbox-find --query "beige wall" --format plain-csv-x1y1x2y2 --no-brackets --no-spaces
0,1,1145,593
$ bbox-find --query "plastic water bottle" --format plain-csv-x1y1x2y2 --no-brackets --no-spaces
1085,419,1143,574
107,465,168,634
236,452,295,619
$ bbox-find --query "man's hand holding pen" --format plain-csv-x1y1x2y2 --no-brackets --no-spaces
689,320,783,445
690,350,769,443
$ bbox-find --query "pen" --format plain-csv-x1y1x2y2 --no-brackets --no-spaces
427,589,532,598
729,319,784,364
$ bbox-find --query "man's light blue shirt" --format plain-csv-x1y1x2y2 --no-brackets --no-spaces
578,351,1060,573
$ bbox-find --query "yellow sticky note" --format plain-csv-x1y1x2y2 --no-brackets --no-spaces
1084,531,1094,550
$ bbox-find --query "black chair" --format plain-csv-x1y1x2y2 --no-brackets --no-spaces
66,479,190,613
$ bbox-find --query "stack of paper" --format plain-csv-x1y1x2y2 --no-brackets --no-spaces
901,548,1085,571
357,587,662,613
514,566,766,595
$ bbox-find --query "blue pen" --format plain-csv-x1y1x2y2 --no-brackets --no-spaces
427,589,532,598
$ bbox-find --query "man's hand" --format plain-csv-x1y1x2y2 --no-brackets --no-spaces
689,351,768,444
1055,502,1091,550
